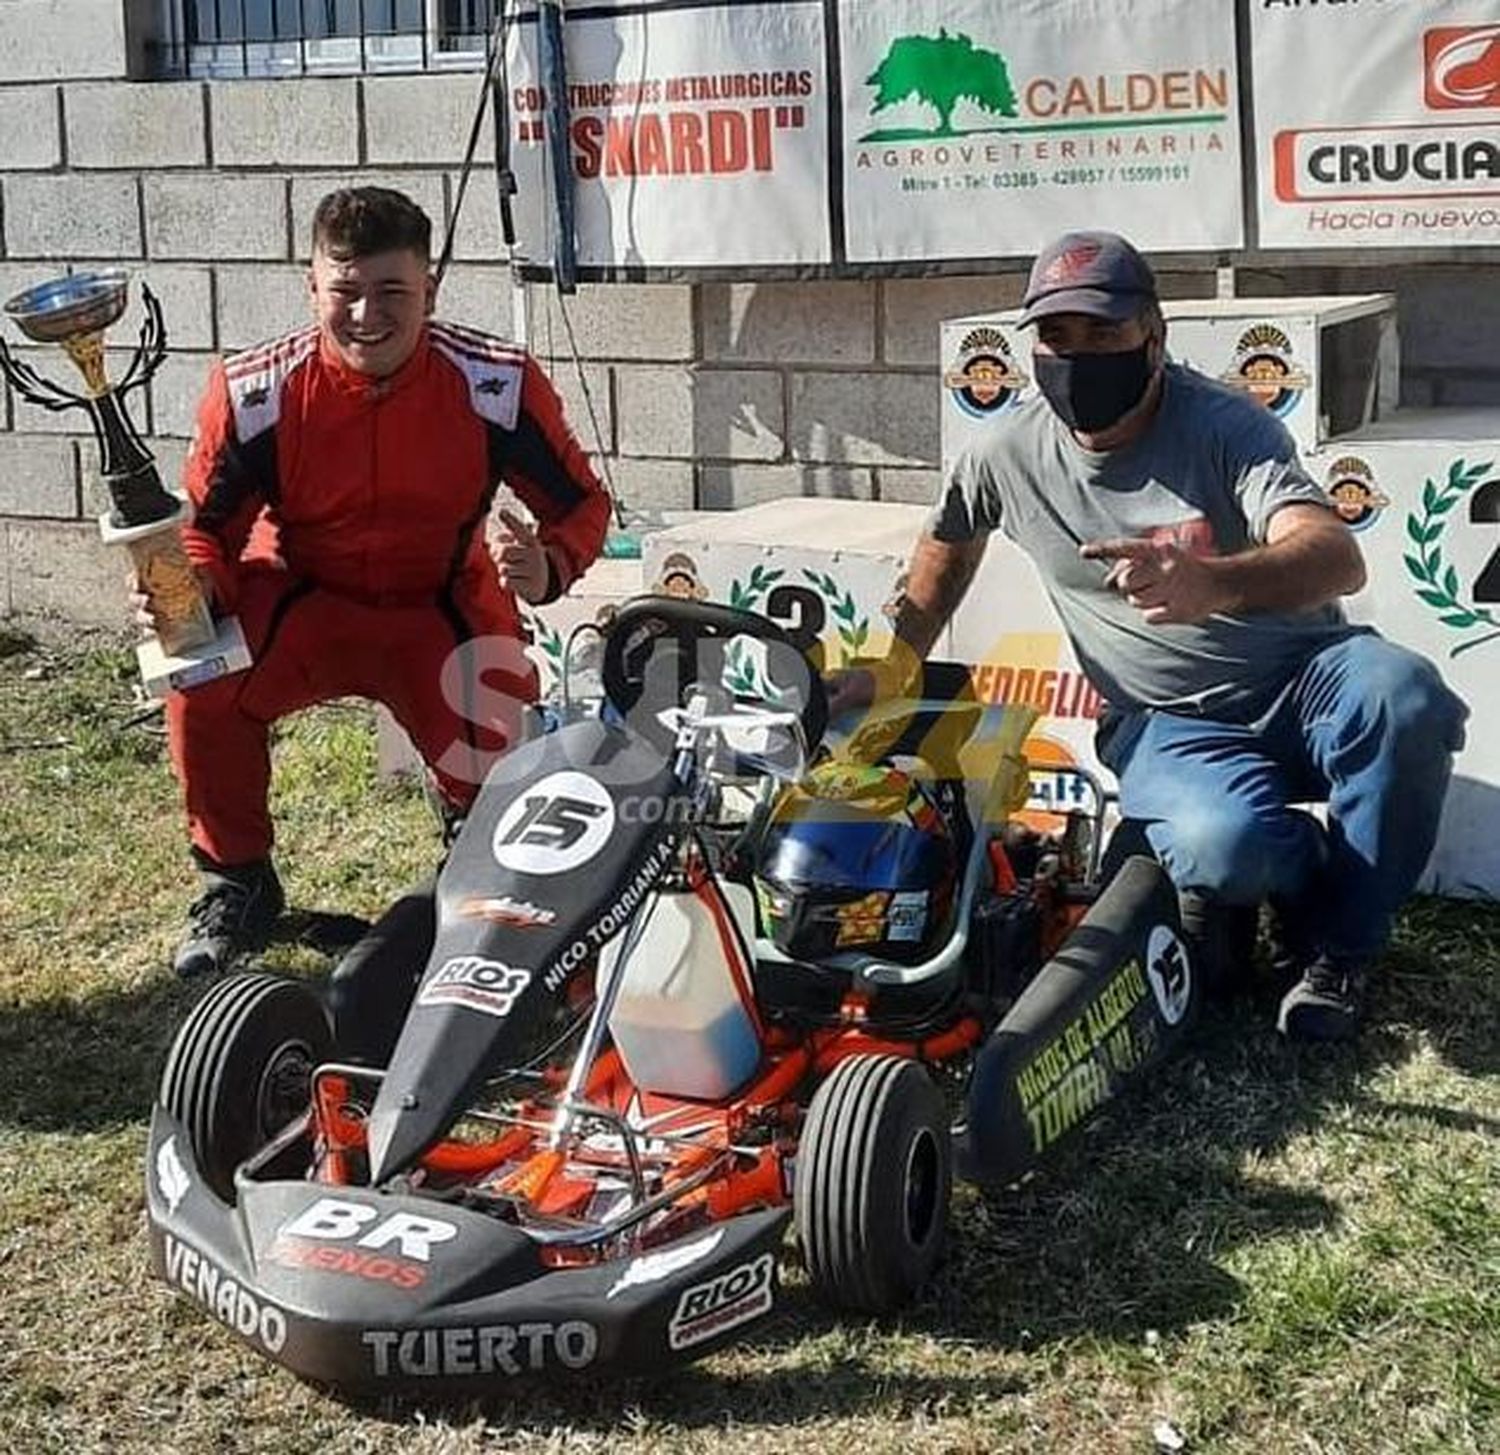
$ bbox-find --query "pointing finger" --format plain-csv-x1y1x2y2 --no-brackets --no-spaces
1080,537,1154,563
497,507,537,542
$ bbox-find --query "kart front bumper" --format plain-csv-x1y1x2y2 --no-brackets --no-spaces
145,1108,790,1391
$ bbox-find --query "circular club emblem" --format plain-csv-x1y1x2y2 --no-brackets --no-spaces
943,327,1029,418
1145,923,1192,1027
1324,456,1391,533
492,771,615,876
1223,324,1310,419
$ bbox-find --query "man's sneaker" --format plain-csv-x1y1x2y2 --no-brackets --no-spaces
173,861,286,979
1276,957,1367,1042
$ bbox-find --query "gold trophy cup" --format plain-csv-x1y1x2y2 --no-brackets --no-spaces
0,272,250,694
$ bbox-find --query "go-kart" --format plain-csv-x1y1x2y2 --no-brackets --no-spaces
145,596,1198,1391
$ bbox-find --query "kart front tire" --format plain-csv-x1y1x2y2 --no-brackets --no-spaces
795,1054,951,1314
159,973,331,1203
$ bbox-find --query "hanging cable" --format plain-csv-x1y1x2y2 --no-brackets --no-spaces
434,1,517,288
439,0,631,535
536,0,579,295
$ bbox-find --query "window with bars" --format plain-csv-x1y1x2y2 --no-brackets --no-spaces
148,1,502,77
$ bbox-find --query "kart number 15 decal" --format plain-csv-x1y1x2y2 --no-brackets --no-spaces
492,771,615,875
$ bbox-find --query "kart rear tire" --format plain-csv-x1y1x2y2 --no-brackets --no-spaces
795,1054,951,1314
159,973,331,1203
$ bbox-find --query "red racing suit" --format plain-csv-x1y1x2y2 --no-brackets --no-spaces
169,321,610,867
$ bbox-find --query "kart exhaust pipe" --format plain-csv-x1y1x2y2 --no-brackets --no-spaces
957,856,1196,1186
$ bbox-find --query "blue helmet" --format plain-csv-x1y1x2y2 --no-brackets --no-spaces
754,762,958,965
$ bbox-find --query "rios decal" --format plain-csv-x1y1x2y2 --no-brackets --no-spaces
668,1252,775,1351
363,1322,598,1378
419,957,532,1019
163,1233,288,1354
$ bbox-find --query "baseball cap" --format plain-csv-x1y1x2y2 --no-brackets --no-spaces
1017,230,1158,327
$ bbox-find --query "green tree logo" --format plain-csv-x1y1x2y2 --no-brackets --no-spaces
863,29,1018,141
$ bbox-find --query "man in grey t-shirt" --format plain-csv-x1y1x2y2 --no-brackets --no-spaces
834,230,1466,1042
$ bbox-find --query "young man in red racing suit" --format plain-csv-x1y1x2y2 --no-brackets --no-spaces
163,187,610,977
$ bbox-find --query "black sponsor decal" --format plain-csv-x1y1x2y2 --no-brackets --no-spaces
277,1196,458,1262
362,1322,598,1377
419,957,532,1018
668,1252,775,1350
1012,959,1153,1154
163,1233,288,1353
542,835,677,993
458,894,556,928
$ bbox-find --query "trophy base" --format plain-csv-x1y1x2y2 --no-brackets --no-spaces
138,615,253,698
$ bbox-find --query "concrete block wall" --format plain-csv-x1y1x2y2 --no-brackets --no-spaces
0,10,1497,622
525,276,1032,515
0,63,519,623
527,257,1500,520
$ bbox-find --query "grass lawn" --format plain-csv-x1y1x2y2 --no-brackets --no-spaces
0,628,1496,1454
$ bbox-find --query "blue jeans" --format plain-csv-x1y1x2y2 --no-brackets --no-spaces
1098,634,1468,964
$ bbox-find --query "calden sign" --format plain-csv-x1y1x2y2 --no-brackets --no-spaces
840,0,1243,262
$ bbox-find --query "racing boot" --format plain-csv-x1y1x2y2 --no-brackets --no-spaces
1277,956,1368,1043
173,858,286,979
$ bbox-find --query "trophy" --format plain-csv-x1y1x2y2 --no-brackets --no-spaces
1,271,249,694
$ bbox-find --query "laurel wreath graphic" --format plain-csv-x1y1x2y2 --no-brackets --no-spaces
801,569,871,659
726,563,783,615
725,565,785,696
524,611,565,674
1403,458,1500,659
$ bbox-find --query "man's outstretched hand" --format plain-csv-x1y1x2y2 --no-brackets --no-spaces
494,507,553,605
824,666,877,718
1081,536,1229,625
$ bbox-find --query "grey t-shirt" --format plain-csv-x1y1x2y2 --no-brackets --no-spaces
929,363,1363,722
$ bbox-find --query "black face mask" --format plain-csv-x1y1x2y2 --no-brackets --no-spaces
1033,343,1154,433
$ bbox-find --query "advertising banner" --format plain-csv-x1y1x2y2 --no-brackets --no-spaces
1307,420,1500,897
639,500,927,674
1253,1,1500,248
505,0,831,272
839,0,1244,263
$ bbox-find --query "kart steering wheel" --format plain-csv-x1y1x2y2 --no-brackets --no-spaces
601,595,828,755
